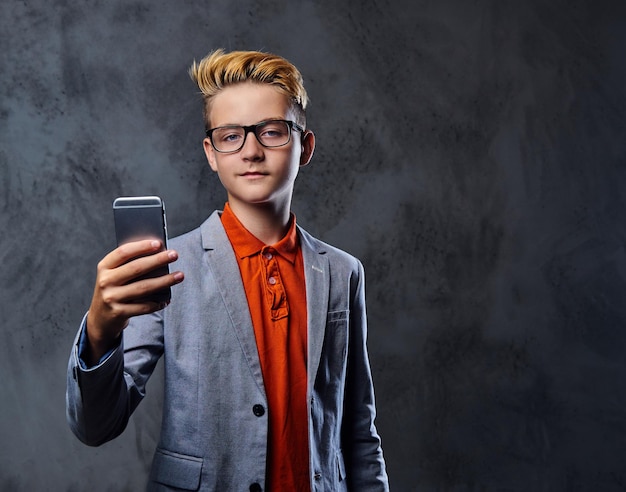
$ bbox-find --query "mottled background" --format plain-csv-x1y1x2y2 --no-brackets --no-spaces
2,0,626,490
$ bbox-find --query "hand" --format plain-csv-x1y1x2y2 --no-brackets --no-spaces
85,239,184,364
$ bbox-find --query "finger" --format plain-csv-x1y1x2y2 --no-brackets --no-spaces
100,239,164,269
115,270,184,304
111,298,169,318
116,249,180,285
95,296,166,329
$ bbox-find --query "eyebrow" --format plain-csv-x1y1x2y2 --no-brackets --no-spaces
212,116,288,128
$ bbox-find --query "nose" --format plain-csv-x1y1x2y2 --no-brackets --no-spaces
240,131,264,160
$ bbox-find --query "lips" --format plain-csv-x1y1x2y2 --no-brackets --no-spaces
240,171,268,178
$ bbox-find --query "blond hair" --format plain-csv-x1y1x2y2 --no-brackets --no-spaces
189,49,309,129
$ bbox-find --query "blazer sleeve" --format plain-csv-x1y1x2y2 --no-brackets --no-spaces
66,310,164,446
342,260,390,491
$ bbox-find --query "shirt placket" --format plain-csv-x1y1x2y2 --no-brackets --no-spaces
261,247,289,321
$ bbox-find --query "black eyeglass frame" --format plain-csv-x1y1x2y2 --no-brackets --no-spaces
205,119,305,153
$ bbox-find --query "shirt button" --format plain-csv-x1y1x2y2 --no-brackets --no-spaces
249,483,262,492
264,252,273,259
252,404,265,417
268,277,277,285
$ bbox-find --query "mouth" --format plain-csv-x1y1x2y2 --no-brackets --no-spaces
240,171,268,179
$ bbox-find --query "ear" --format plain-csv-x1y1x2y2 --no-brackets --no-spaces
203,138,219,172
299,130,315,167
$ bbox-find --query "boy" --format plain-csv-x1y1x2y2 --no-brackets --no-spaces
67,49,388,491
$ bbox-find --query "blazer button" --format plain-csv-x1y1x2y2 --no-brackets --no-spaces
249,482,262,492
252,404,265,417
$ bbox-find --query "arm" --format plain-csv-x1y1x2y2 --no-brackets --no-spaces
342,260,389,491
66,240,183,446
66,309,165,446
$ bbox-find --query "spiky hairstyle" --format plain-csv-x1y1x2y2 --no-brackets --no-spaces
189,49,308,129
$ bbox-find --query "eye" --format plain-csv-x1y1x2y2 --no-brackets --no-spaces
259,122,288,139
215,128,243,143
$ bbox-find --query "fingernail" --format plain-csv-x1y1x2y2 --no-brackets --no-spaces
168,251,178,260
151,240,160,248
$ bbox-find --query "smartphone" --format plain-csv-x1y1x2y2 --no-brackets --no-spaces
113,196,171,304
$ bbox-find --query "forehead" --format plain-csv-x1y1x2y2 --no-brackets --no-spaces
209,82,294,127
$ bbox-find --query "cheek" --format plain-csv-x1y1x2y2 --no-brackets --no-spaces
283,150,302,179
289,144,303,167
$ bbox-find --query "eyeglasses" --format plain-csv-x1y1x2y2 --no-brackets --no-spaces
206,119,304,153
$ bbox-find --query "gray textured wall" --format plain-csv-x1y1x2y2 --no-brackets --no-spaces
2,0,626,490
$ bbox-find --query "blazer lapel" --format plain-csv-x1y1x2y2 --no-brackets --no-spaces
197,214,330,396
200,212,266,396
299,228,330,391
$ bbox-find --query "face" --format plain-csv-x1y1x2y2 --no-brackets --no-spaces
203,82,315,212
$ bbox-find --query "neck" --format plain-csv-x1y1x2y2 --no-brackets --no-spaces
227,198,292,245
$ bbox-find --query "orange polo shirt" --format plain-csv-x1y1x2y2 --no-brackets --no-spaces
221,203,310,492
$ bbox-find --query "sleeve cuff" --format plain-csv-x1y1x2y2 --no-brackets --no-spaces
77,315,121,370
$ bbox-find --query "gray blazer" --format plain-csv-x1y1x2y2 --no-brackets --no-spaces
67,211,388,491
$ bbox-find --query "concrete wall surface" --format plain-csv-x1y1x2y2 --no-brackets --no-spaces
1,0,626,490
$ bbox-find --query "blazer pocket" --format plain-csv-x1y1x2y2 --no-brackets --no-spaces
319,310,349,386
149,447,203,491
326,310,349,354
326,309,349,324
